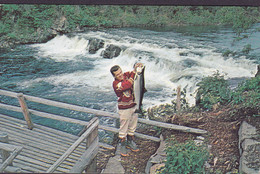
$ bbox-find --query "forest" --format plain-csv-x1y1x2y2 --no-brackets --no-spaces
0,5,260,46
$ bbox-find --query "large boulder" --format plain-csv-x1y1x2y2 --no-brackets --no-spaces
88,39,105,54
102,44,121,59
238,121,260,174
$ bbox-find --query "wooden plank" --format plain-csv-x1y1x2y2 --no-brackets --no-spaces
0,89,17,98
15,154,52,170
47,117,99,173
0,121,72,149
0,115,83,150
12,161,42,173
24,94,119,118
138,118,207,134
176,85,181,112
0,129,69,154
0,146,23,172
70,137,99,173
0,132,10,163
9,140,83,164
98,124,161,142
4,166,22,173
0,142,21,152
17,93,33,130
13,158,50,172
0,113,78,142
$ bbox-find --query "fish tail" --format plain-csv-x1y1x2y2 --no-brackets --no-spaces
134,109,142,113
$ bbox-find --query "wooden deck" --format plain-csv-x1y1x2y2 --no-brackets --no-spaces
0,113,89,173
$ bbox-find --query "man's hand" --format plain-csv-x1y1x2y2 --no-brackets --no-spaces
133,63,143,73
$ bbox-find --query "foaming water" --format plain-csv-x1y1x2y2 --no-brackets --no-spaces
27,27,258,110
32,35,89,61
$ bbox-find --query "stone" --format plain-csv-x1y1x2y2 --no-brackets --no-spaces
145,135,166,174
150,163,165,174
238,121,260,174
194,140,204,146
239,121,257,154
196,136,205,141
101,44,122,59
88,39,105,54
240,139,260,174
101,155,125,174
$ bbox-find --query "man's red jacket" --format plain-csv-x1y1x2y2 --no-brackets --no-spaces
112,71,136,109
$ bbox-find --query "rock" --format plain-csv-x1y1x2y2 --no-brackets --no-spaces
150,163,165,174
238,121,257,154
88,39,105,54
196,136,205,141
102,44,122,59
101,144,125,174
145,135,166,174
239,139,260,174
51,15,69,34
238,121,260,174
147,104,175,122
194,140,204,146
101,155,125,174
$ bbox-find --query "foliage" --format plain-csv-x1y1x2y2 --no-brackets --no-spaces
231,76,260,110
0,5,259,44
196,71,231,110
196,71,259,116
159,136,209,174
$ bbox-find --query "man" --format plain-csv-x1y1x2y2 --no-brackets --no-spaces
110,63,143,157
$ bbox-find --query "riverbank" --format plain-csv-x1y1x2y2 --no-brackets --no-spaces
1,5,259,49
96,102,259,173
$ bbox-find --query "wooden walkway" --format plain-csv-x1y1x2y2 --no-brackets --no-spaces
0,89,207,172
0,113,89,173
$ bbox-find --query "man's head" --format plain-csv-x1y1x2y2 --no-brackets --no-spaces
110,65,124,81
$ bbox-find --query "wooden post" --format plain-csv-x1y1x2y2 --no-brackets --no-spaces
17,93,33,130
85,118,99,173
176,86,181,112
0,132,11,165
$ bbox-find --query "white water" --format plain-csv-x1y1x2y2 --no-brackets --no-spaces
26,28,258,110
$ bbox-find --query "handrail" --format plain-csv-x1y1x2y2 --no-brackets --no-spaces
0,89,161,141
47,117,99,173
0,89,207,135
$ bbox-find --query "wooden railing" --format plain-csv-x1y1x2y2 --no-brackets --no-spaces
0,133,23,173
47,117,99,173
0,89,207,139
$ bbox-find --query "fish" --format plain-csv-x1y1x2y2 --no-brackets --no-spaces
133,65,147,113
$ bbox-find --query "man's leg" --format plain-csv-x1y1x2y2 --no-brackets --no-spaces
118,109,131,156
126,109,139,152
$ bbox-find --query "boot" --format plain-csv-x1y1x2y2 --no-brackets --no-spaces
126,135,139,152
120,137,129,157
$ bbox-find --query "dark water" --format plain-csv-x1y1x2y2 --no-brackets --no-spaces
0,25,259,142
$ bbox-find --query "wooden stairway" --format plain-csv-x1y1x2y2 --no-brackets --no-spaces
0,113,87,173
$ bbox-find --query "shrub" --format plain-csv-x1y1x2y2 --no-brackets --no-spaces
160,137,209,174
195,71,231,110
231,76,260,110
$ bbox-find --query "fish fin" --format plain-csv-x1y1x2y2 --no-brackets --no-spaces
144,88,147,93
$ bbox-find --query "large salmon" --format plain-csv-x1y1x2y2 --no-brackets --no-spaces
133,65,147,113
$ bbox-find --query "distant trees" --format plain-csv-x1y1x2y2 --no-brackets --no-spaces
0,5,259,45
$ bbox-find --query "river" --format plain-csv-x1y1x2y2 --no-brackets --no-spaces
0,25,259,142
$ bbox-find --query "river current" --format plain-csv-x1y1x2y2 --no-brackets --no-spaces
0,25,259,141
